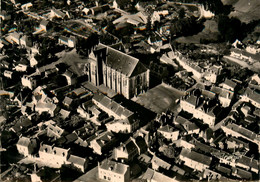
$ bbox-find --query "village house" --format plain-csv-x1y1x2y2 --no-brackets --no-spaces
98,159,130,182
157,124,179,141
113,136,146,163
235,155,259,174
89,131,118,155
92,93,133,120
46,122,65,139
203,65,222,84
174,116,200,135
246,45,260,54
16,136,37,157
151,154,171,171
179,149,212,172
141,168,178,182
114,137,138,162
240,87,260,108
3,70,13,79
83,4,111,16
62,69,77,85
67,154,88,173
147,32,163,47
219,79,237,91
211,86,234,108
180,92,221,127
221,122,260,149
58,36,77,48
105,116,139,133
86,43,149,99
21,75,37,90
39,144,70,168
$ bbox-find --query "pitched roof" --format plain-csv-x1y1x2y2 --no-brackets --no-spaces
68,155,87,166
17,136,33,147
151,155,171,170
180,149,212,166
142,168,176,182
39,144,70,157
223,79,236,89
99,159,129,175
93,93,134,118
158,124,177,133
96,43,146,77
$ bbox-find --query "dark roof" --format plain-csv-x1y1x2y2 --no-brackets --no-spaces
180,149,212,166
96,43,147,77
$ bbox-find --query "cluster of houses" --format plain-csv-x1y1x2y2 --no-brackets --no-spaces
0,0,260,182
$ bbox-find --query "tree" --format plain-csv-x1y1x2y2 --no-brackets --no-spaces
179,8,185,19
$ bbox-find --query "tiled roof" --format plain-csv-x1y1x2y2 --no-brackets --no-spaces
96,43,146,77
180,148,212,166
99,159,129,174
39,144,69,157
68,155,87,166
152,155,171,170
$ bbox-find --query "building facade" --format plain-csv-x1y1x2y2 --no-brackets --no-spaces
85,44,149,99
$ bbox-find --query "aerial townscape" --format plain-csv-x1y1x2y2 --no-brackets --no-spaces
0,0,260,181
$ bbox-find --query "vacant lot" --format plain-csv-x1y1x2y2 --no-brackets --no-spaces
134,83,185,114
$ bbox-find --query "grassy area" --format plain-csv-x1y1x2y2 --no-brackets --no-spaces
224,0,260,23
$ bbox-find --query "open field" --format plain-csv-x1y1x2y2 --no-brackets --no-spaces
133,83,185,114
222,0,260,23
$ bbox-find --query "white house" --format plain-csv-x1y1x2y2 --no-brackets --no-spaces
67,155,88,173
114,137,139,162
89,131,117,155
246,45,260,54
15,63,27,72
98,159,130,182
21,75,37,90
58,36,77,48
105,116,139,134
157,125,179,141
240,87,260,108
219,79,237,91
39,144,70,168
16,136,37,156
3,70,13,79
179,148,212,172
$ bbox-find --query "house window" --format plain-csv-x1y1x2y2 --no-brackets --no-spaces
108,177,111,181
104,176,106,180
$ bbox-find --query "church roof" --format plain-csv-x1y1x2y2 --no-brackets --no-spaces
96,43,147,77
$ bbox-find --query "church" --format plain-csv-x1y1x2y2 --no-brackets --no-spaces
84,43,150,99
